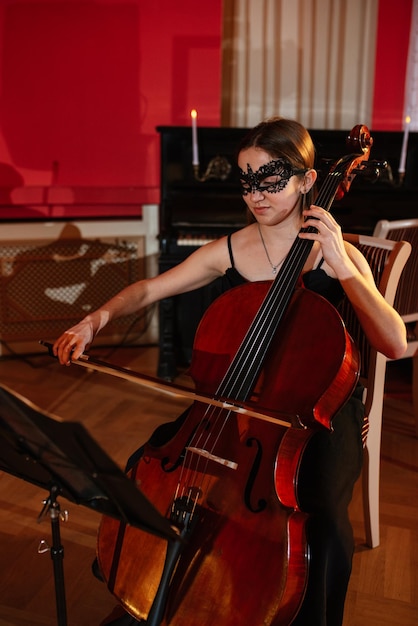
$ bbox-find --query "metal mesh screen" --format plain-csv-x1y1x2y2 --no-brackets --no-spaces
0,237,145,343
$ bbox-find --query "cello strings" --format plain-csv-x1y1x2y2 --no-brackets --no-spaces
171,403,235,521
217,238,311,399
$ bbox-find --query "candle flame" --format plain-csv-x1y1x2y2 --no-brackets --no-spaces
191,109,197,119
405,115,411,124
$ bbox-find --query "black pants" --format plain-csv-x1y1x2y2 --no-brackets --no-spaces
292,386,365,626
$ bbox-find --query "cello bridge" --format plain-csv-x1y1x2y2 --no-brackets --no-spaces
186,446,238,470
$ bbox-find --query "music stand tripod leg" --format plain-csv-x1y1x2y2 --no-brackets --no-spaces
38,484,68,626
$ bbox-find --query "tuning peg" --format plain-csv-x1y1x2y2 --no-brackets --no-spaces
352,160,388,182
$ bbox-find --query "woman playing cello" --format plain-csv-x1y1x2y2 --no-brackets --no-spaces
53,118,406,626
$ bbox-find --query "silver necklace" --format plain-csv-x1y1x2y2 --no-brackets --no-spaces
258,223,284,275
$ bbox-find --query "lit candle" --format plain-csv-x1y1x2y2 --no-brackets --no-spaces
399,115,411,174
191,109,199,166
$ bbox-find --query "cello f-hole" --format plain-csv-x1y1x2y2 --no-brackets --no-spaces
244,436,267,513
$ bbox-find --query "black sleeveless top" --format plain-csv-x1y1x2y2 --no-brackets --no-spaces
209,234,344,307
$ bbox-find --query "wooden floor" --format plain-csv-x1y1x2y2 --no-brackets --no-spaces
0,345,416,626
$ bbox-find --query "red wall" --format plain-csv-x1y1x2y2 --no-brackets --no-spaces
0,0,413,216
372,0,413,130
0,0,223,203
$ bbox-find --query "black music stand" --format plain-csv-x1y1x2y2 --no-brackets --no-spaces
0,383,179,626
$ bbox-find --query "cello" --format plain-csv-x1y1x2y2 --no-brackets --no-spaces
86,127,373,624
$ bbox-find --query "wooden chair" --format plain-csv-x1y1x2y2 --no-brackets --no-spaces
340,233,411,548
373,218,418,438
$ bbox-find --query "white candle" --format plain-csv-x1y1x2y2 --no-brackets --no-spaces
399,115,411,174
191,109,199,166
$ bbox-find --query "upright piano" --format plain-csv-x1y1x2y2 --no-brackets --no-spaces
157,125,418,379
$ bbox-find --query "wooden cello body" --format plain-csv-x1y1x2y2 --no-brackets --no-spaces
96,125,374,625
97,286,359,625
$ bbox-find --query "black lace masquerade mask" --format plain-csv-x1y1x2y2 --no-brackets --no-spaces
239,158,307,195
